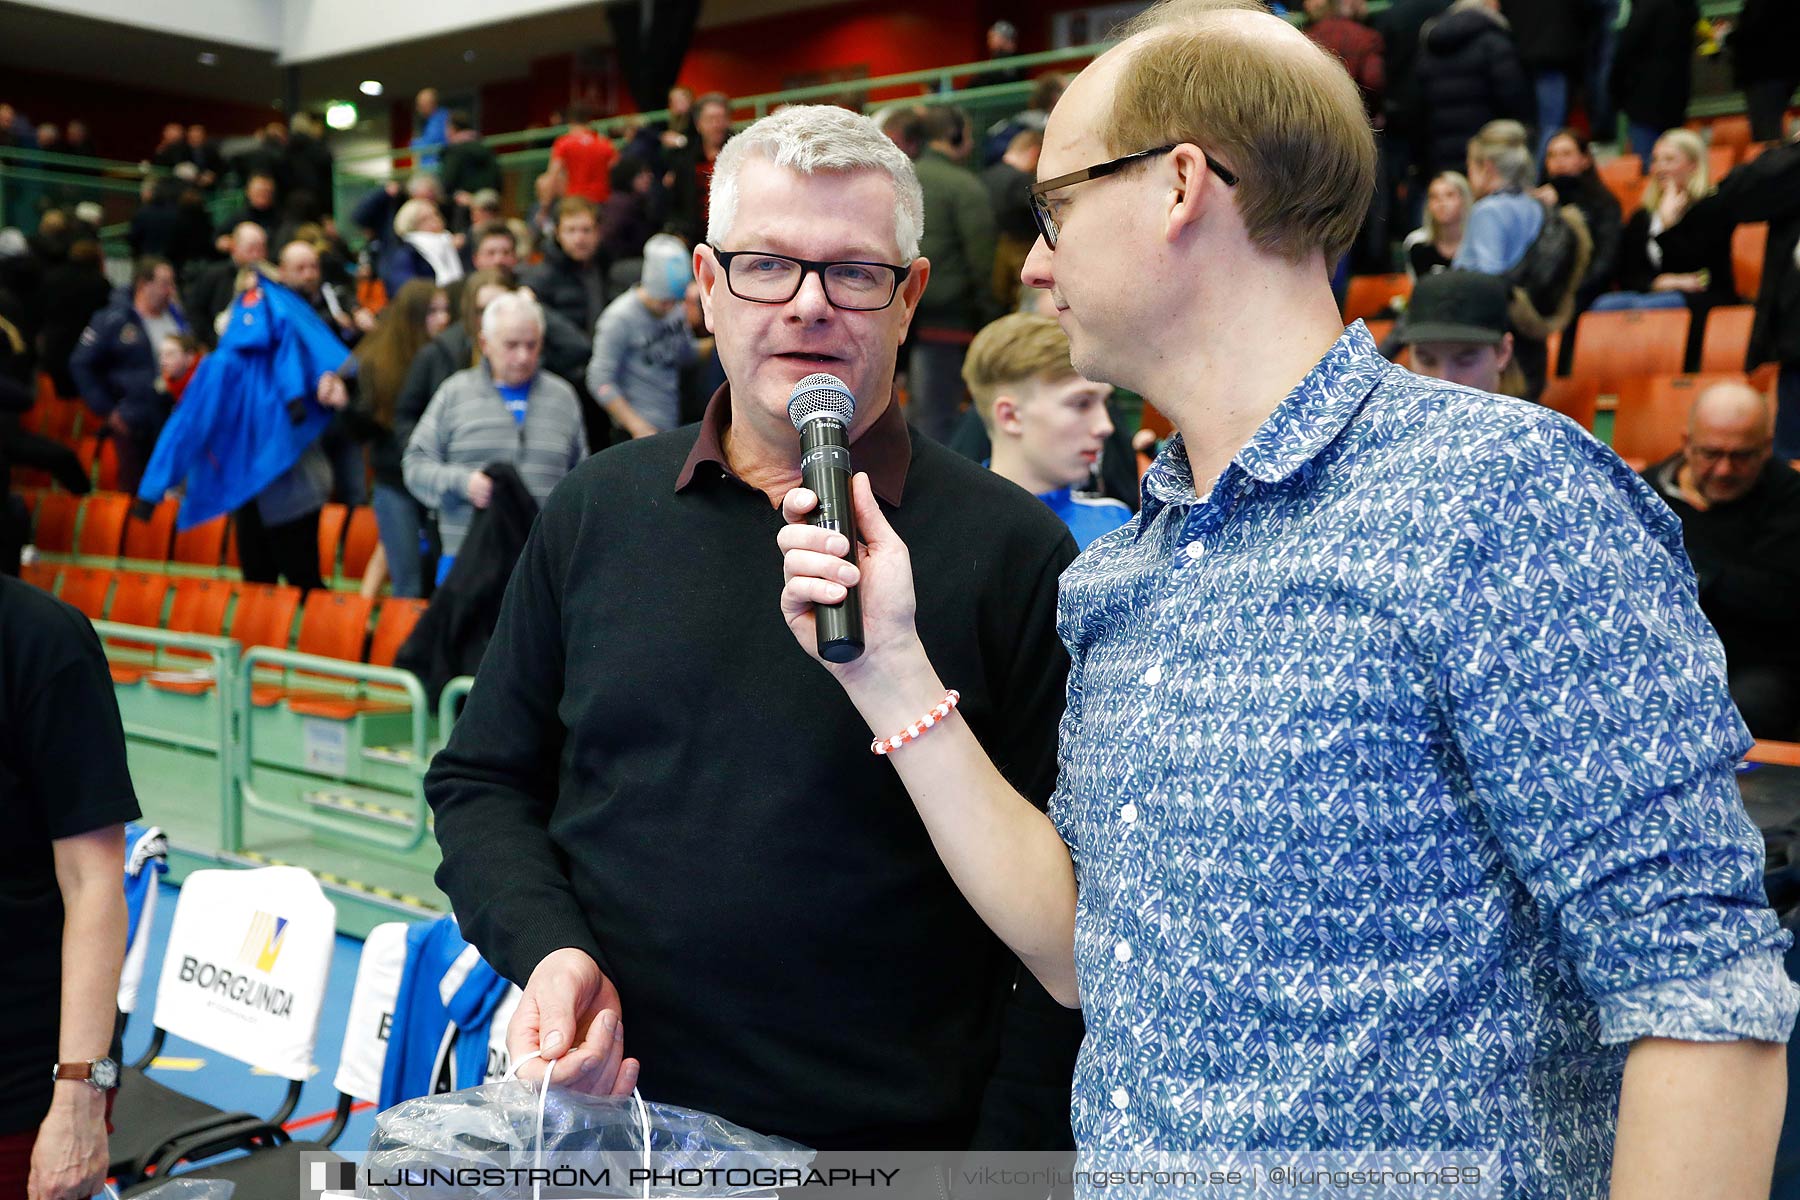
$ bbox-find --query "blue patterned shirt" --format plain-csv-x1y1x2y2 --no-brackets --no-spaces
1049,323,1798,1196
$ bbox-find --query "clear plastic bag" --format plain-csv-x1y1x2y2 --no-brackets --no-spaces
360,1081,813,1199
108,1182,235,1199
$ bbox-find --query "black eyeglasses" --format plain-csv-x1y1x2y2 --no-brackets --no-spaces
1028,144,1239,248
708,246,913,311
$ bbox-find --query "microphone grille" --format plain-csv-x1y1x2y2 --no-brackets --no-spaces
787,373,856,430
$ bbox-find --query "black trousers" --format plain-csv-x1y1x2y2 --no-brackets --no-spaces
234,502,322,591
1730,662,1800,741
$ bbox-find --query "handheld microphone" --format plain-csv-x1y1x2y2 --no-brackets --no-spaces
787,373,863,663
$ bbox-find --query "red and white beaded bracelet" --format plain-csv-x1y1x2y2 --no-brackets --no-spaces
871,689,961,756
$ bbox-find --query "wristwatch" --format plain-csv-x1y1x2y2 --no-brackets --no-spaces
52,1057,119,1091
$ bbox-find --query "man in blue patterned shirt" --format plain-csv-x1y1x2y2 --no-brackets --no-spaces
776,2,1795,1195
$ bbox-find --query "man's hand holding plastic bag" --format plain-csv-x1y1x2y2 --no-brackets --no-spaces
508,948,640,1097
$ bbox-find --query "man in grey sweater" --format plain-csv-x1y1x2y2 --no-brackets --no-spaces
586,234,699,438
404,291,587,584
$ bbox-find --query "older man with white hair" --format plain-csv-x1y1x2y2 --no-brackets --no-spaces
402,291,585,585
422,103,1083,1152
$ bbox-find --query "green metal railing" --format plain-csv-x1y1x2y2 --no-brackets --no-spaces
235,646,434,853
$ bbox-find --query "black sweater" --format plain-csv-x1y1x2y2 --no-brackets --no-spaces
425,394,1082,1149
1645,456,1800,673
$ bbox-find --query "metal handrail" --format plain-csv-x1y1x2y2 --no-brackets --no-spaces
437,675,476,734
235,646,432,852
332,41,1111,167
94,622,239,846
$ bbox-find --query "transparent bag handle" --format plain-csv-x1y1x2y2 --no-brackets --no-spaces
505,1050,654,1200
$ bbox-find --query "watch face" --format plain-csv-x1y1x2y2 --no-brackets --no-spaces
90,1058,118,1090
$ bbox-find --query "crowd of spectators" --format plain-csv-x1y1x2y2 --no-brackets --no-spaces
0,0,1797,729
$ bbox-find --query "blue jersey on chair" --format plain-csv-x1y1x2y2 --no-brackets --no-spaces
379,915,512,1107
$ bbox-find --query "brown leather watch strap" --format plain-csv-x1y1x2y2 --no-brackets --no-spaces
52,1061,95,1081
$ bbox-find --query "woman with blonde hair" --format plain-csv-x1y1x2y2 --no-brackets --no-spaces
1402,171,1472,278
1597,127,1738,369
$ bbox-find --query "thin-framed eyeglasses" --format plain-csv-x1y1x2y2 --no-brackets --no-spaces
708,246,913,311
1028,143,1239,249
1688,443,1770,466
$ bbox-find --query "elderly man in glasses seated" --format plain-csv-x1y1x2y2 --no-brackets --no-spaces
422,103,1084,1154
1645,380,1800,738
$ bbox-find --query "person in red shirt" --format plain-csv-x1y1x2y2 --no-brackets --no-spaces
551,100,619,206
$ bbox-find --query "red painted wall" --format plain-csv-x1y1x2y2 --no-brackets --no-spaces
679,0,986,101
448,0,1106,135
0,67,280,162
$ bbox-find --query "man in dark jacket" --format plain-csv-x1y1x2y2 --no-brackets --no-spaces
283,113,336,223
1375,0,1454,232
520,197,608,337
68,257,188,495
439,111,502,231
911,106,1000,444
1501,0,1586,162
185,222,268,349
212,173,281,255
1643,381,1800,739
1414,0,1533,177
1726,0,1800,144
1611,0,1699,164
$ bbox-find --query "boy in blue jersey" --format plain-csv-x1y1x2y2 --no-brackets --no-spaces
962,312,1131,548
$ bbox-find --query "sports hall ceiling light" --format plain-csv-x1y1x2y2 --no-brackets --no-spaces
359,80,383,97
326,102,359,130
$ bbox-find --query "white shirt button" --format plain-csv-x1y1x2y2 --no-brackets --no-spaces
1111,1087,1131,1110
1185,541,1205,560
1114,939,1132,963
1142,664,1162,686
1120,802,1138,824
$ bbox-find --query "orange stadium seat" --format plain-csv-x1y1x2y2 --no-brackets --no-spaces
1706,146,1736,187
1701,114,1752,152
252,590,373,706
1598,156,1644,214
1612,373,1747,470
108,573,171,629
166,578,234,638
152,582,297,695
289,595,422,719
74,492,131,558
229,583,300,653
1344,273,1411,323
57,566,113,621
33,491,79,553
104,573,174,680
171,514,228,568
123,499,178,562
1733,223,1767,300
1567,308,1691,395
1699,306,1755,374
368,598,427,667
144,577,238,690
341,506,380,580
316,502,348,582
20,562,58,592
1538,377,1599,432
94,439,120,492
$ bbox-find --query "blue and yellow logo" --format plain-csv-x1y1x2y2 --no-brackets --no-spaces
239,911,289,973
